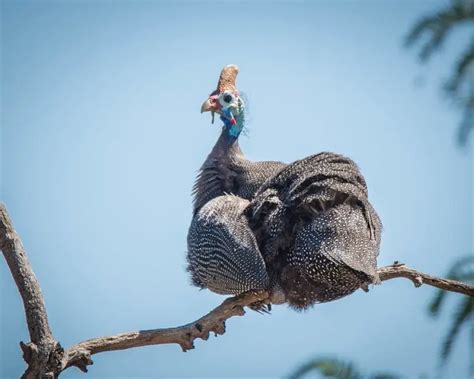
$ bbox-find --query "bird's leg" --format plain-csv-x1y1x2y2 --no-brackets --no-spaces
248,300,271,314
246,290,272,314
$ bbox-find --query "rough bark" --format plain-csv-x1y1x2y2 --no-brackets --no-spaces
1,203,473,377
378,262,474,295
0,205,63,378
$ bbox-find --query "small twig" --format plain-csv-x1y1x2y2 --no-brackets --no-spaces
1,203,473,377
378,261,474,296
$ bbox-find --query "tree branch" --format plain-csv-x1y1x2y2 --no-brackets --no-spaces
378,262,474,296
1,203,473,377
0,204,63,378
61,291,266,372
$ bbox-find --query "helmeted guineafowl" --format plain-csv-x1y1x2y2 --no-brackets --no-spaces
187,65,382,309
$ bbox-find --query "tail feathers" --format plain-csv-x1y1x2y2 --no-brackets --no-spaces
290,203,380,280
282,154,381,241
256,152,366,195
278,203,380,309
287,158,368,201
295,183,381,241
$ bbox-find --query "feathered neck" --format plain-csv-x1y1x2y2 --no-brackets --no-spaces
209,124,243,156
192,124,245,213
205,108,246,159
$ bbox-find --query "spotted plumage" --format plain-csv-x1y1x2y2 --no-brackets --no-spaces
186,65,382,309
192,132,285,214
187,195,269,295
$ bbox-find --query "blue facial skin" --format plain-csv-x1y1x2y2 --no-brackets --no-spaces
221,105,244,141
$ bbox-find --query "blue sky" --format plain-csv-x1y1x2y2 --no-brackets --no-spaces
1,1,472,378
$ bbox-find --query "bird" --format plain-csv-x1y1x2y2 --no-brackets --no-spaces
192,64,286,213
187,65,382,310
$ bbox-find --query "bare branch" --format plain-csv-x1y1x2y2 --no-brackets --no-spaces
61,291,267,371
378,262,474,296
1,203,473,377
0,204,62,378
60,263,474,373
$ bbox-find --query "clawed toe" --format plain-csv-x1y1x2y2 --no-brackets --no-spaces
248,301,272,314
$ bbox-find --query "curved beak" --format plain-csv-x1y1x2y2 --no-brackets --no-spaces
201,98,213,113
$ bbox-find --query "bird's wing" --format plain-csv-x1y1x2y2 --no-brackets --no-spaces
251,152,380,240
246,152,381,308
187,194,269,295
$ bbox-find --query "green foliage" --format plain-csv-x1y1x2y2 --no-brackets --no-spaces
427,255,474,366
440,296,474,362
288,356,400,379
405,0,474,145
428,256,474,316
405,0,474,61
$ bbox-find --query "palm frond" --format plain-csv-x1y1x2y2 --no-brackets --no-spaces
428,255,474,317
445,256,474,282
429,289,448,317
440,296,474,363
405,0,474,61
288,357,363,379
457,99,473,145
445,39,474,95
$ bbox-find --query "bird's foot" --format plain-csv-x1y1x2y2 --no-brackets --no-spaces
248,300,272,314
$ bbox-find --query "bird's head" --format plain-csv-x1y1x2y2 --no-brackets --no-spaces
201,64,245,138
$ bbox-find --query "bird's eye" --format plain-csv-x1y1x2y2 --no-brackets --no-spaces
219,91,234,106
